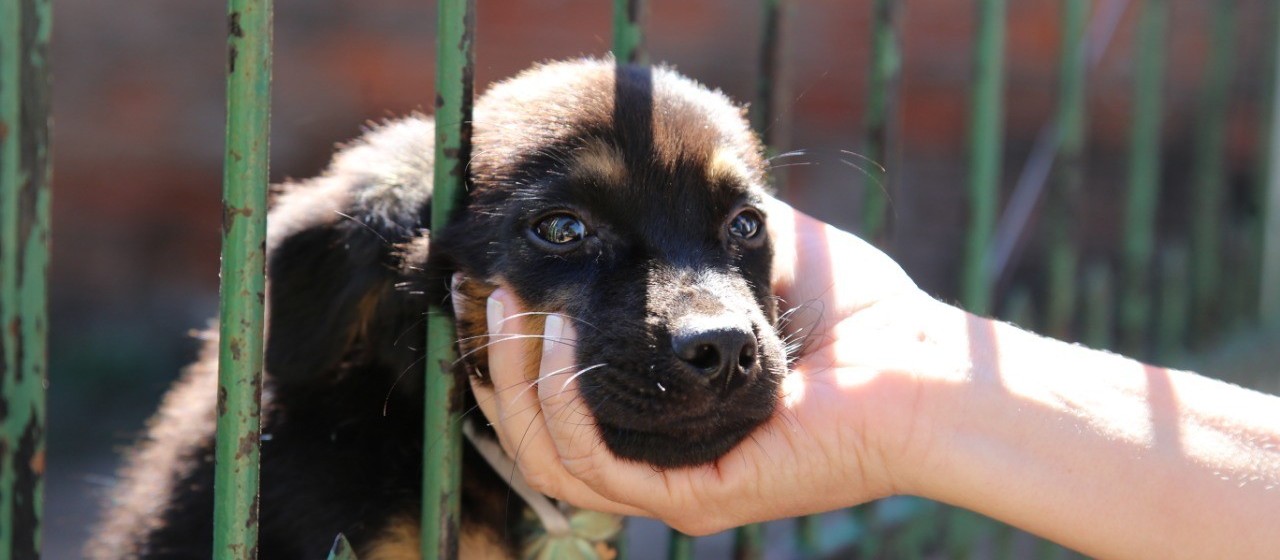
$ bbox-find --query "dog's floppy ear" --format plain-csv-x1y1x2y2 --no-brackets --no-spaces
263,117,437,385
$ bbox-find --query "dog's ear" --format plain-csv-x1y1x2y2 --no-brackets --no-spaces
263,118,437,385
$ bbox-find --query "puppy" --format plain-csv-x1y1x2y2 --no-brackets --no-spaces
90,58,786,559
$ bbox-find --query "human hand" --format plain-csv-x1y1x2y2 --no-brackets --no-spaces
470,196,951,534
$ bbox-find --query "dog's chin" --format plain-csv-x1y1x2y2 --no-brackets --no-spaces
596,419,767,468
591,389,779,468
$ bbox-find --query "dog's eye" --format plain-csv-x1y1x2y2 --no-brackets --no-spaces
728,210,763,240
534,213,587,245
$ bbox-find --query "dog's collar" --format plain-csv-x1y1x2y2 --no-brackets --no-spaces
462,418,624,559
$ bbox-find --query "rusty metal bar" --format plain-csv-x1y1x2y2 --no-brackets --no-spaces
960,0,1008,315
212,0,272,557
421,0,474,557
1262,0,1280,325
613,0,647,64
0,0,50,555
861,0,901,244
1045,0,1089,339
1120,0,1167,355
752,0,785,150
1188,1,1235,336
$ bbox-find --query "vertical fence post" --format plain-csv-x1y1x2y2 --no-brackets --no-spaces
1156,244,1190,359
613,0,647,64
1120,0,1167,356
961,0,1007,315
861,0,901,245
1045,0,1088,340
1261,0,1280,326
753,0,789,195
422,0,474,557
0,0,50,555
1188,1,1235,338
1082,263,1116,350
753,0,785,150
213,0,272,557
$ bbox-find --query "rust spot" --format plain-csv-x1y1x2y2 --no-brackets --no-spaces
218,385,228,417
246,493,260,529
236,431,257,459
222,204,253,235
230,338,244,361
228,12,244,38
12,412,42,558
228,45,238,73
0,120,7,141
28,450,44,475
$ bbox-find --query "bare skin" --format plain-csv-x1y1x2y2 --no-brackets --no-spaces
470,196,1280,559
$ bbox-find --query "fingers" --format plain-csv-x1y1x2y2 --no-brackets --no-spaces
481,288,647,517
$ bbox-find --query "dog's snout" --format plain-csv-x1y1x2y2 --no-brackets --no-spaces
672,321,758,389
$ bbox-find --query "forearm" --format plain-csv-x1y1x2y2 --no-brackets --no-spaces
902,301,1280,558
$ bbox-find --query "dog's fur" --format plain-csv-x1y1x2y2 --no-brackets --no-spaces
90,58,785,559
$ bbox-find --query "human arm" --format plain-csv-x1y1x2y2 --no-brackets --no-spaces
474,197,1280,558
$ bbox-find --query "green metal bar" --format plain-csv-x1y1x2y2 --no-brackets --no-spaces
1120,0,1167,356
861,0,901,244
1156,244,1190,360
1188,1,1235,337
668,531,693,560
793,514,819,557
733,524,762,560
1262,0,1280,326
1003,286,1036,330
961,0,1007,315
0,0,50,555
1045,0,1088,340
212,0,271,557
1082,263,1115,350
422,0,473,557
613,0,647,65
752,0,784,149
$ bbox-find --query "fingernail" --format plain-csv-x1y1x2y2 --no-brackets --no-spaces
543,314,563,357
487,294,505,335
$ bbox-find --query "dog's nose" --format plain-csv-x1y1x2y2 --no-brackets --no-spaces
672,323,758,388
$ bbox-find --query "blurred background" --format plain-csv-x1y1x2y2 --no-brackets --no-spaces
48,0,1279,557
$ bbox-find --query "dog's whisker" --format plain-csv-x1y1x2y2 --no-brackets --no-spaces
451,334,579,365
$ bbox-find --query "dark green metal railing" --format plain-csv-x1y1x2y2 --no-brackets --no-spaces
1,1,1276,558
421,0,474,557
1119,0,1167,357
1044,0,1088,340
1188,2,1234,339
960,0,1007,316
212,0,272,557
860,0,900,245
1,0,49,556
1262,2,1280,326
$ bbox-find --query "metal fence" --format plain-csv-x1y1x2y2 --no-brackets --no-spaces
5,0,1280,558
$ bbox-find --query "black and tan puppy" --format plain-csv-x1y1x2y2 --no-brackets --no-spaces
91,58,786,559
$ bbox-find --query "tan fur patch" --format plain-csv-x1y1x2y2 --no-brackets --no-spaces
570,140,626,185
359,517,513,560
707,147,751,186
454,274,548,386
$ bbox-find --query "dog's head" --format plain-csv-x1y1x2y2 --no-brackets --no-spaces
261,59,785,469
435,60,785,468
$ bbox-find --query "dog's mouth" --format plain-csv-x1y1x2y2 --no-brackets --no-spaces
573,331,785,468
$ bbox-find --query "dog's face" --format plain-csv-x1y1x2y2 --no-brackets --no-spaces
438,60,785,468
